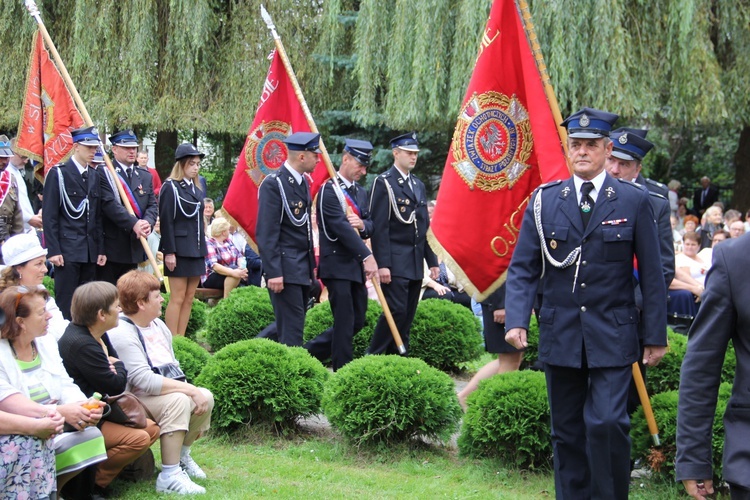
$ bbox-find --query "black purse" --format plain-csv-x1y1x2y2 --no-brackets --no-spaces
121,317,187,382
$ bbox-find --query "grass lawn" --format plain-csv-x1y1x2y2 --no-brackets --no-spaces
107,425,687,499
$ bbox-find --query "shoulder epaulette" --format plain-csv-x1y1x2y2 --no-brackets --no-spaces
380,171,391,178
538,179,562,189
616,178,646,190
645,178,666,190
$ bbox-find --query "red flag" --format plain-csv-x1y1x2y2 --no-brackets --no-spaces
222,50,330,248
15,30,84,179
428,0,570,300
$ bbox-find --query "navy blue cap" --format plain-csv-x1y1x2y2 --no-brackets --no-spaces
390,132,419,151
344,139,373,166
110,129,139,147
175,143,205,161
283,132,321,153
92,148,105,164
561,108,619,139
71,126,100,146
610,128,654,161
0,135,12,157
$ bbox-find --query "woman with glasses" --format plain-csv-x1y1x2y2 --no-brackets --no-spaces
159,144,208,337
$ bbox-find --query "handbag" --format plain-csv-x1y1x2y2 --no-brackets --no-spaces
104,392,151,429
121,317,187,382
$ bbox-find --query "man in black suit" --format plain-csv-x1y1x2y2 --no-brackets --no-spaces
43,126,105,319
256,132,318,347
693,176,719,216
676,234,750,499
97,129,158,284
305,139,379,370
368,133,439,355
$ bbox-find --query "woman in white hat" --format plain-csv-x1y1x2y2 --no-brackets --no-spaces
0,233,68,339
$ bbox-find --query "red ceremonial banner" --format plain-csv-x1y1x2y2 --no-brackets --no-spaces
428,0,570,300
15,30,84,179
222,50,330,248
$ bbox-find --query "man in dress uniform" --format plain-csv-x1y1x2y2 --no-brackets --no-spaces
676,234,750,499
256,132,318,347
0,136,25,251
305,139,379,370
43,126,105,319
97,129,158,284
367,132,439,355
504,108,667,500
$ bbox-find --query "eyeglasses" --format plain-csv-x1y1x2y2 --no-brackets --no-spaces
13,286,30,313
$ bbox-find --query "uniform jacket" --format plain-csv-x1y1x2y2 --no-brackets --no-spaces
0,170,24,242
505,174,667,368
42,159,103,263
675,235,750,488
158,178,207,259
369,166,437,280
100,162,158,264
256,163,315,286
482,282,506,310
317,176,372,283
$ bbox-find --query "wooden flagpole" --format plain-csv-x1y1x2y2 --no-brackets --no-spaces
260,4,406,355
24,0,162,281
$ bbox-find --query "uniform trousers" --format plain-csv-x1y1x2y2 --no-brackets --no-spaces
97,420,160,487
97,261,138,286
54,261,97,320
305,278,367,370
269,284,308,347
545,363,632,500
368,277,421,354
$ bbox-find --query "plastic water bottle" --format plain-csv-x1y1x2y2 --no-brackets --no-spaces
82,392,102,410
238,256,247,270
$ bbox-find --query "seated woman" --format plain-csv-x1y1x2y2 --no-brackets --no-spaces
698,229,728,264
0,233,68,339
0,383,63,499
668,231,708,318
420,260,471,309
681,214,699,236
0,286,107,493
58,282,160,497
201,217,247,298
109,270,214,495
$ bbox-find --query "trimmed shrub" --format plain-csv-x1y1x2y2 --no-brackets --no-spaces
195,338,329,432
522,315,540,367
302,299,383,361
646,329,687,395
409,299,483,372
204,286,275,351
172,336,210,382
459,370,551,470
161,293,207,341
322,355,462,445
631,383,731,480
43,276,55,297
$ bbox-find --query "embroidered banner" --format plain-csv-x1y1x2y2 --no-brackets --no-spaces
428,0,569,299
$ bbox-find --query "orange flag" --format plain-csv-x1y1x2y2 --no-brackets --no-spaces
222,50,330,248
428,0,569,299
15,30,84,179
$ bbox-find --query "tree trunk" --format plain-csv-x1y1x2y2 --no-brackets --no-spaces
733,125,750,213
155,130,178,179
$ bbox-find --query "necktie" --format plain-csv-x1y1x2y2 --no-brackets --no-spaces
125,167,132,181
404,176,413,193
81,169,88,189
347,184,356,197
580,181,595,228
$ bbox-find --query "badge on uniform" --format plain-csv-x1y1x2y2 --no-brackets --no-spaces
550,240,557,249
405,199,410,206
579,114,590,127
398,178,404,185
605,186,615,199
138,184,143,195
294,208,300,215
400,206,406,213
288,176,294,184
580,201,592,213
561,186,571,198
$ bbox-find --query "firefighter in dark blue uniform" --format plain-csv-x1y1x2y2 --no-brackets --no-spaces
256,132,318,347
367,133,438,355
505,108,668,500
43,126,105,319
305,139,379,369
98,129,158,284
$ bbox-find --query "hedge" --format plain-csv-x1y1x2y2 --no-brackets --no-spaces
302,299,383,361
204,286,275,351
172,336,210,382
161,293,207,340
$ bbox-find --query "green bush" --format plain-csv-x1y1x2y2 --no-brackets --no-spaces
204,286,275,351
522,315,540,368
630,383,731,480
302,299,383,361
161,293,207,340
172,336,210,382
43,276,55,297
646,329,687,395
195,338,329,432
409,299,483,372
459,370,551,470
322,355,462,445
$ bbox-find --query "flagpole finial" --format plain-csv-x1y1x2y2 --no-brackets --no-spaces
24,0,41,18
260,4,280,40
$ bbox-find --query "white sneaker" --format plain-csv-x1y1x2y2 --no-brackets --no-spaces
180,454,207,479
156,469,206,495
